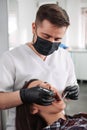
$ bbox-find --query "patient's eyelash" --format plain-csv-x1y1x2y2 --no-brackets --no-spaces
44,82,48,83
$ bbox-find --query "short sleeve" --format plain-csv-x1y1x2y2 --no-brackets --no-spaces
65,52,78,87
0,52,15,92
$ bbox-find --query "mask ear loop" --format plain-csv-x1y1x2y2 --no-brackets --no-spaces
32,34,35,44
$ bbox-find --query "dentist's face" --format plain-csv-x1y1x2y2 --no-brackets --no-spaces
28,80,66,115
32,19,67,43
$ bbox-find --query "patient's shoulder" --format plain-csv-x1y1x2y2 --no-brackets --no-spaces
73,113,87,118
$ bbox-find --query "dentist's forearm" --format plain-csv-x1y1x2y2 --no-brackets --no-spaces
0,91,22,110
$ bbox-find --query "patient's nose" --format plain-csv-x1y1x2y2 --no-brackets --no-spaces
55,93,62,101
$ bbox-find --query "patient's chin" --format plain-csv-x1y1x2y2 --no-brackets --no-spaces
62,102,66,110
59,101,66,111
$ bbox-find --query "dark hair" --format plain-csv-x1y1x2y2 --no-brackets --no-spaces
16,79,47,130
35,4,70,27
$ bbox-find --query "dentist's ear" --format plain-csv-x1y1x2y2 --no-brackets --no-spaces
32,22,37,43
30,104,39,115
32,22,36,34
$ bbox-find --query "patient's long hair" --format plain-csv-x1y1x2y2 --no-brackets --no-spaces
16,79,47,130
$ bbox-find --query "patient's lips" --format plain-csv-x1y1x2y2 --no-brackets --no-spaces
39,86,61,102
44,91,61,102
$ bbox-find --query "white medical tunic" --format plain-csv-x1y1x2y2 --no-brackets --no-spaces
0,44,77,130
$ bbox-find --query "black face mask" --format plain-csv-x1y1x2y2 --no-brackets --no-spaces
33,36,61,56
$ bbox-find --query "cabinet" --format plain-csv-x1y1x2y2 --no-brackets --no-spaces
70,49,87,80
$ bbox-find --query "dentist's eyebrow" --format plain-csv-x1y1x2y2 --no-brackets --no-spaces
42,32,62,40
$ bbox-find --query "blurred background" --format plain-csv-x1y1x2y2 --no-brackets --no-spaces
0,0,87,129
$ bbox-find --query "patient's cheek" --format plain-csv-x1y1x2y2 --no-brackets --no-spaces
63,102,66,109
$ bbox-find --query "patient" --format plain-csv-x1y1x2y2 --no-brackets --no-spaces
16,79,87,130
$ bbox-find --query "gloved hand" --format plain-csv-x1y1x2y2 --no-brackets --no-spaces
62,85,79,100
20,86,55,106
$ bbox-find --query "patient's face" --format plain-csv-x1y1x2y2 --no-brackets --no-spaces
28,80,66,115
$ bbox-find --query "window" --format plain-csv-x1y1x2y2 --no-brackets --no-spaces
81,8,87,48
8,0,20,50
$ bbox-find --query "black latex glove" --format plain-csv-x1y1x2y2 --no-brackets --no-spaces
62,85,79,100
20,86,55,106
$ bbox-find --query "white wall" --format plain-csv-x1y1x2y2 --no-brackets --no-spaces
37,0,57,6
66,0,81,48
18,0,37,44
56,0,81,48
0,0,9,55
57,0,67,44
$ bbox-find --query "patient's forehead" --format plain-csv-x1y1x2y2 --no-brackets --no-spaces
28,80,44,88
28,80,59,95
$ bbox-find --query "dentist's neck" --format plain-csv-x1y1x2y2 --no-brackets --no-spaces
28,43,47,61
